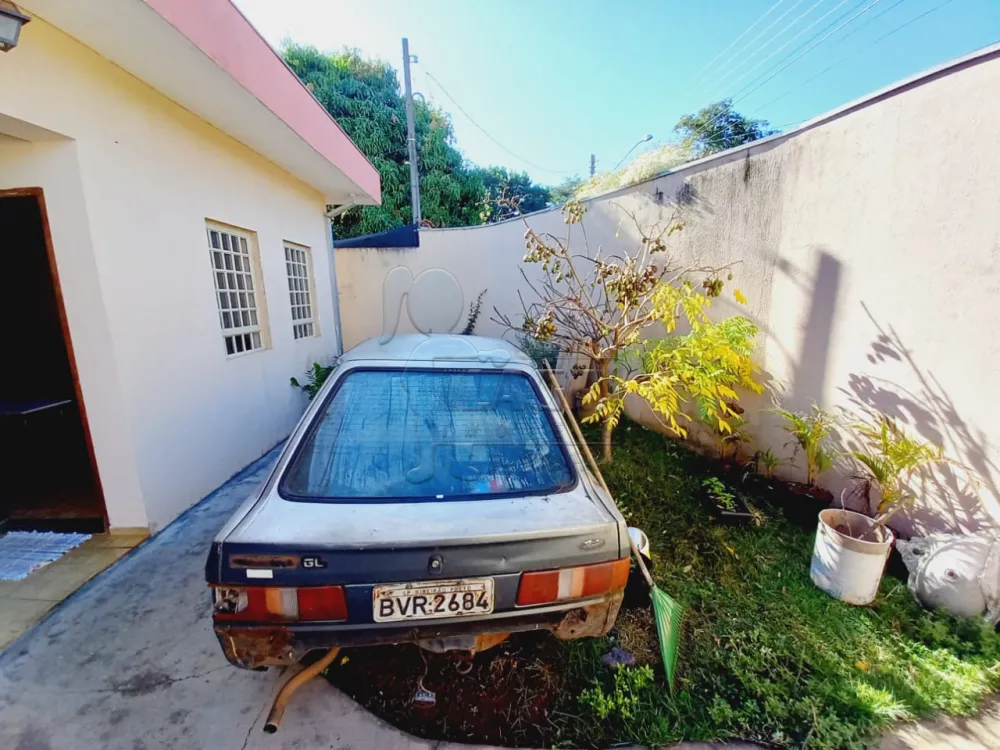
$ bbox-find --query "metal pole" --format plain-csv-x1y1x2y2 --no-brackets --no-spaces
589,153,596,177
402,38,421,226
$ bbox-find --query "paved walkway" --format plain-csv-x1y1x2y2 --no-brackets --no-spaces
0,448,465,750
875,696,1000,750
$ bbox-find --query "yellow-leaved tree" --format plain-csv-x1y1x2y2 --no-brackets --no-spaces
494,199,763,460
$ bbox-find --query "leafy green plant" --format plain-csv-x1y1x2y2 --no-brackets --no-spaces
847,415,945,524
460,289,487,335
582,295,763,461
706,414,752,459
754,447,786,479
773,406,834,485
290,361,335,400
579,665,656,724
516,333,559,371
702,476,736,511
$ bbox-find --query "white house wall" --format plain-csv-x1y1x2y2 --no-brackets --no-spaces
0,18,340,530
0,137,149,529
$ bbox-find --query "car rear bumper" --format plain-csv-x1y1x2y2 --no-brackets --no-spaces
214,590,623,669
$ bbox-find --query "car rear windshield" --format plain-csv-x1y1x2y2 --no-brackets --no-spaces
280,369,575,500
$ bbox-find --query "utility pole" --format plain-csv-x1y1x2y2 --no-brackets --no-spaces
401,38,421,226
589,153,596,177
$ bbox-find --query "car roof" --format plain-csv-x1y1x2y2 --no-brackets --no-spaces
340,334,535,367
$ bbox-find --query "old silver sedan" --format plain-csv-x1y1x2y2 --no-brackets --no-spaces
206,334,629,669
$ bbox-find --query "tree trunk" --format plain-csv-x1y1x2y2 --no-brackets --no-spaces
601,419,613,463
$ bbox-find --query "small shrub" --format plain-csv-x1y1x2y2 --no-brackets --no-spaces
702,476,736,511
847,414,945,522
290,361,335,400
774,406,834,484
461,289,487,335
754,447,785,478
706,414,752,459
579,665,656,723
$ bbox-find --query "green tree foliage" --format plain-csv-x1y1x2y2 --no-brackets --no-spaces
479,166,551,222
549,175,586,205
674,99,778,158
283,44,549,238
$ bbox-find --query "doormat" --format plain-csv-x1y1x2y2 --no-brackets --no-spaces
0,531,91,581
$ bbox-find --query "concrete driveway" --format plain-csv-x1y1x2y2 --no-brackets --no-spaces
0,447,491,750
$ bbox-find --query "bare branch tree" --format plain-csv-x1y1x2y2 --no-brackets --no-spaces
492,198,763,461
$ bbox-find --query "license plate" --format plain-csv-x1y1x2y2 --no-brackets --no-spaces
372,578,494,623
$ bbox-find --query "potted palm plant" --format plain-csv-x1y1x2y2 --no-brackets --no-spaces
754,448,786,480
811,415,944,605
773,406,835,526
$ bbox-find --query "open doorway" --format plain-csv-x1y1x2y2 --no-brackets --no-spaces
0,189,107,533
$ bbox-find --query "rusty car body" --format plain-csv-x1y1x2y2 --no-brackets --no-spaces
206,334,629,669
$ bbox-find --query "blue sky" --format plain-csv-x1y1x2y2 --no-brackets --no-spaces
234,0,999,187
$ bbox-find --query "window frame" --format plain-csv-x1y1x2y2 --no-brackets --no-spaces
206,220,271,359
276,366,579,504
284,240,319,340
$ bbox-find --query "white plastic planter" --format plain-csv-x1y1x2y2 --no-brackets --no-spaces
811,508,894,605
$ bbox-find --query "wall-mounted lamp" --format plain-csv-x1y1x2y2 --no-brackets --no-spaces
0,1,30,52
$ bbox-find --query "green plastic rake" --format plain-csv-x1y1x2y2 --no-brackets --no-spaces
543,364,684,690
629,537,683,689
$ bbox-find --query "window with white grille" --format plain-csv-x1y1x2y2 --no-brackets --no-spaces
207,224,266,356
285,243,316,339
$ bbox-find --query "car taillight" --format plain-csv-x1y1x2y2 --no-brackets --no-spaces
212,586,347,622
516,558,630,606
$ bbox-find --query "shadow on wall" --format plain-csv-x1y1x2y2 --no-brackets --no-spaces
789,250,842,410
743,248,843,479
837,303,998,535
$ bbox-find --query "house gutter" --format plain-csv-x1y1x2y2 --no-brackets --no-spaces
323,200,357,355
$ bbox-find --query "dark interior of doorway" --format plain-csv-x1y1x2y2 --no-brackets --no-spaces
0,193,106,533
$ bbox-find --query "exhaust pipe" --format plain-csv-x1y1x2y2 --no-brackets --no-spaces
263,647,340,733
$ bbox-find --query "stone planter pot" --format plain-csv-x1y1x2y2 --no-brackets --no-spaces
811,508,894,605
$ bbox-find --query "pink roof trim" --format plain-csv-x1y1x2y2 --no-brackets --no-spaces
143,0,381,202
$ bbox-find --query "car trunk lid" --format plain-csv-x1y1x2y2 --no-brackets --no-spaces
209,484,623,586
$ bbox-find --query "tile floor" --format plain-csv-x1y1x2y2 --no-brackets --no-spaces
0,531,147,649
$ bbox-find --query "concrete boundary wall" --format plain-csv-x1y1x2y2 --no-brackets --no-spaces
336,46,1000,536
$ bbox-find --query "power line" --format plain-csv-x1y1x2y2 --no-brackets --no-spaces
423,71,576,176
674,0,887,154
749,0,913,111
688,0,953,157
732,0,888,104
710,0,854,99
871,0,957,42
702,0,811,87
691,0,793,84
724,0,874,104
679,1,875,142
709,0,833,96
751,0,954,114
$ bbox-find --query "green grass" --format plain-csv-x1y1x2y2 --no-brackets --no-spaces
554,422,1000,750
